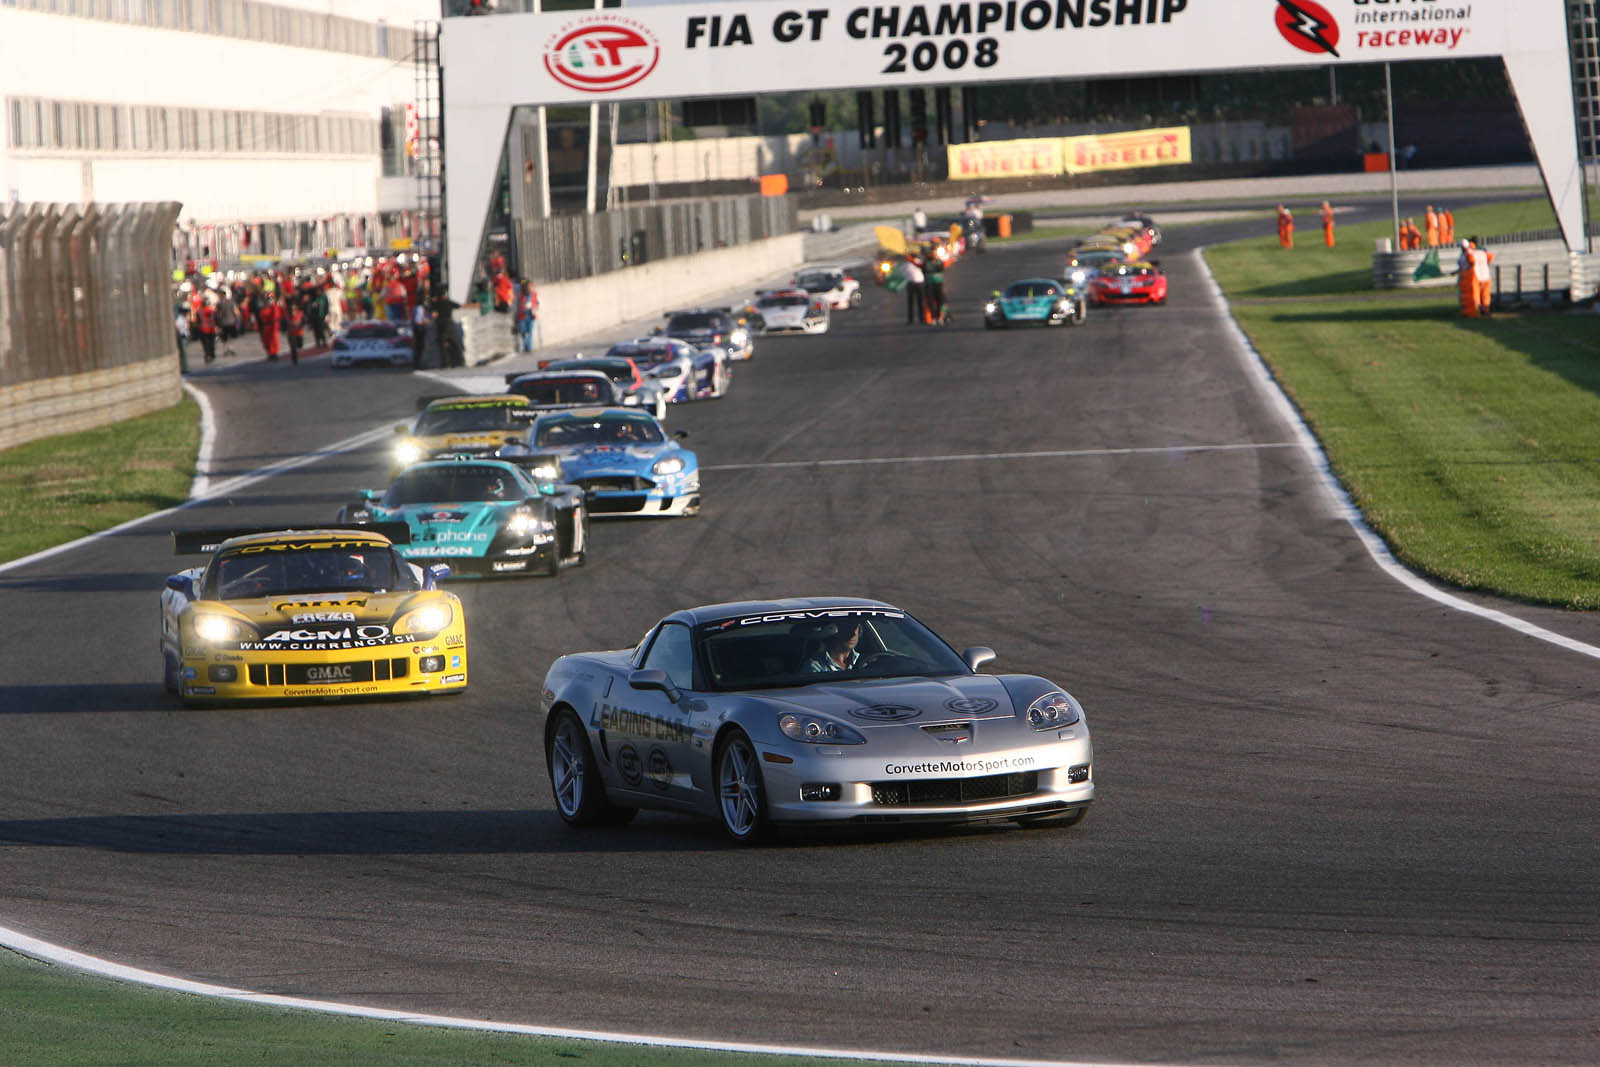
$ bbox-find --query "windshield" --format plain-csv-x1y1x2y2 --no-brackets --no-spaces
759,295,811,309
414,403,523,434
535,413,664,447
607,345,676,368
1004,282,1061,299
508,376,612,405
210,543,417,599
667,313,726,333
382,465,524,506
344,322,400,339
696,608,970,691
795,273,839,292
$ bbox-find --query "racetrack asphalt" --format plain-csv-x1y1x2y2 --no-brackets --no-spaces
1,191,1596,1065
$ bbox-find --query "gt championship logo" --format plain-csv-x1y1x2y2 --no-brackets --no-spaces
684,0,1192,78
545,16,660,93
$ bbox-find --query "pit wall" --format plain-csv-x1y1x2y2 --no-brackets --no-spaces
458,233,806,365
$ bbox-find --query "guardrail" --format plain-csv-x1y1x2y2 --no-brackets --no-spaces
0,202,184,452
1372,229,1600,304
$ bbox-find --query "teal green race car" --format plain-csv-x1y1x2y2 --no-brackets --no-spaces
335,457,588,577
983,278,1087,329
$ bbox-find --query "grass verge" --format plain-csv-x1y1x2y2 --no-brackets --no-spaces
0,949,887,1067
1206,197,1600,608
0,394,200,564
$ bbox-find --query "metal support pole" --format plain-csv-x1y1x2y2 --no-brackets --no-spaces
534,0,551,219
1385,63,1399,247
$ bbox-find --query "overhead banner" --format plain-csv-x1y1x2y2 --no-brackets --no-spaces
442,1,1587,298
948,127,1191,179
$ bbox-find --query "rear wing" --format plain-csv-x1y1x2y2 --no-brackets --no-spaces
413,392,477,411
172,522,413,555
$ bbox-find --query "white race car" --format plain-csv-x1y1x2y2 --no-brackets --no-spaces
792,267,862,310
754,288,830,334
607,337,732,402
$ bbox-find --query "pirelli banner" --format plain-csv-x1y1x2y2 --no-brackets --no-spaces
948,127,1192,179
442,0,1586,299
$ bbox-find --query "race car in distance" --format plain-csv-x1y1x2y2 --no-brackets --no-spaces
330,319,414,369
792,266,862,310
984,278,1087,329
606,337,732,402
161,525,465,703
534,356,668,419
1089,260,1168,306
390,394,534,475
501,407,699,517
662,308,754,360
1113,212,1161,248
335,457,587,577
1063,243,1125,287
506,369,628,412
754,288,829,334
539,597,1094,843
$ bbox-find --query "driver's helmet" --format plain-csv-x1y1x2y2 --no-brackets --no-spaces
337,552,367,585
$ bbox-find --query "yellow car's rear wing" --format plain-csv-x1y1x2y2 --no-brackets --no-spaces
171,523,412,555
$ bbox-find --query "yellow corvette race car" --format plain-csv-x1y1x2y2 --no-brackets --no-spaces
390,394,535,474
161,525,467,704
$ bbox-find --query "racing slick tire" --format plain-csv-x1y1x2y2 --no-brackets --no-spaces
547,710,636,827
714,728,773,845
162,646,181,696
571,505,589,567
1069,300,1087,326
1015,806,1088,829
541,542,561,578
849,289,862,307
984,314,1007,330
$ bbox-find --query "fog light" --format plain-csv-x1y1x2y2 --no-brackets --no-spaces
207,665,237,683
1067,763,1090,784
419,655,445,674
800,783,841,802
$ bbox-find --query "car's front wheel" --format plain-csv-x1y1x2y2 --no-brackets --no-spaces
714,730,771,844
547,711,633,827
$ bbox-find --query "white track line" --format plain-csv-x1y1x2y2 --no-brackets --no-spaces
0,925,1140,1067
1195,245,1600,661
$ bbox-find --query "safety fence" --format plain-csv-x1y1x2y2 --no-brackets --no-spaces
0,202,184,452
515,194,797,285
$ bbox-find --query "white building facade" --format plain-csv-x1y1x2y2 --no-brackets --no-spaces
0,0,437,263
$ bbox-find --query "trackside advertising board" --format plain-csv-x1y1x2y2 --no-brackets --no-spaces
948,127,1192,179
442,1,1585,298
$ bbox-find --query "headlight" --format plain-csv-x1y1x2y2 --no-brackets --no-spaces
507,508,552,535
778,713,866,745
393,440,423,466
1070,270,1087,284
394,601,453,637
192,613,255,644
652,456,685,475
984,301,998,314
1026,691,1081,730
729,329,748,347
528,463,559,482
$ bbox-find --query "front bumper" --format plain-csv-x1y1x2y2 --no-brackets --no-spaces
754,734,1093,825
179,643,467,701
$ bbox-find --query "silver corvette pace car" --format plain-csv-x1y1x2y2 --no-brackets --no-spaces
540,597,1093,844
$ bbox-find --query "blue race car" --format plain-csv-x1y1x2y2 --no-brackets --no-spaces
983,278,1087,329
335,457,587,576
504,407,700,517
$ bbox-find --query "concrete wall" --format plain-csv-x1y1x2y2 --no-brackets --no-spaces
0,355,179,453
457,233,806,365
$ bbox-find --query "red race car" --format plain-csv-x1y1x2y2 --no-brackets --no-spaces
1089,260,1168,306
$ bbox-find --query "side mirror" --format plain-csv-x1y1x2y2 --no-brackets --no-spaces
629,668,681,703
962,646,996,671
673,429,689,440
165,574,196,599
360,488,382,502
423,564,451,589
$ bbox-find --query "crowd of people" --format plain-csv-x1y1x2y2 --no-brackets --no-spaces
173,250,541,371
